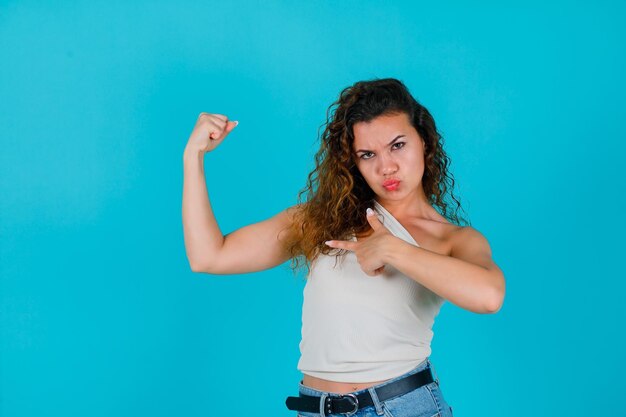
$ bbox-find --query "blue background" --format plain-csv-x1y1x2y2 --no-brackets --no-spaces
1,1,624,416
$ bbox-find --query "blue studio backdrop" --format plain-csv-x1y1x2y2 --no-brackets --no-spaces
1,1,624,416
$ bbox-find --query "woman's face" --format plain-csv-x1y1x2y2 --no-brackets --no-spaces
352,112,426,200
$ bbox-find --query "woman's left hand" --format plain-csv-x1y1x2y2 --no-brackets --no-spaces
325,208,396,276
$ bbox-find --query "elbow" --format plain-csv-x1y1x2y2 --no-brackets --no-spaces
484,294,504,314
484,276,506,314
188,258,209,274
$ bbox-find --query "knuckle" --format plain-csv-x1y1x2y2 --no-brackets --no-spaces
209,120,222,130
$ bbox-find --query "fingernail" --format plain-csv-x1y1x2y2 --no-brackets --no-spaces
325,240,331,245
366,208,374,216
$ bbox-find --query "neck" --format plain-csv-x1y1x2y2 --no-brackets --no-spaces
375,185,435,221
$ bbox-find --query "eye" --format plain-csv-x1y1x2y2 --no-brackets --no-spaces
358,142,405,160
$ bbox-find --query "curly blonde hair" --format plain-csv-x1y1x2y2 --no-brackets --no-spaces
284,77,470,278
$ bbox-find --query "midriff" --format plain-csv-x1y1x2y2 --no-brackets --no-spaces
301,373,392,394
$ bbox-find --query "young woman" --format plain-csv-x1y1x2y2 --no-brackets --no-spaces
182,78,505,417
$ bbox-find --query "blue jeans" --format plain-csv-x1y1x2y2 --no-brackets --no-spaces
296,358,454,417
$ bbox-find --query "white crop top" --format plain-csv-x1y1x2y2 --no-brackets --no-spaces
296,200,445,382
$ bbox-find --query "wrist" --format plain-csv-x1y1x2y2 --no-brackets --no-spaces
383,235,406,265
183,146,206,163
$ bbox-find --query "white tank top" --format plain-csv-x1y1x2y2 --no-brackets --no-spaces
296,200,445,382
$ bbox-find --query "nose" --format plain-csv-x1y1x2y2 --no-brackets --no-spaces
378,153,398,175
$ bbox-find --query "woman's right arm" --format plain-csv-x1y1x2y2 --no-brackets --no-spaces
182,113,298,274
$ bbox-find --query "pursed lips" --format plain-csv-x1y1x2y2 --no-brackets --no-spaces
382,179,400,186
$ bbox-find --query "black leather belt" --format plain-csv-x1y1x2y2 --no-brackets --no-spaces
285,367,434,416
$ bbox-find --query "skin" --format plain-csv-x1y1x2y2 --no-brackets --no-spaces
301,112,505,394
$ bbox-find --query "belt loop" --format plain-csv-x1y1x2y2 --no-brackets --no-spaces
428,358,440,385
319,393,328,417
367,387,385,416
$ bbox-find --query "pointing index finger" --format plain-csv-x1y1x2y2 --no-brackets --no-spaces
325,240,356,251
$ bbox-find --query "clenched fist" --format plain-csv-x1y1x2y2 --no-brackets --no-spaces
185,112,238,155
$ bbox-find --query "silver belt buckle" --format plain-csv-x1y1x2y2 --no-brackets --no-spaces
340,393,358,416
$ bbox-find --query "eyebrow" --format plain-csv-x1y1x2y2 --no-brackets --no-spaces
355,135,406,154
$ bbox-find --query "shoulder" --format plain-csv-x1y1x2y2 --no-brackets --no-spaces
274,203,306,241
450,226,490,253
449,226,500,271
279,203,304,222
450,224,485,242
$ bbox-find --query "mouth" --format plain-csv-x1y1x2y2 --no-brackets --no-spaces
382,179,400,190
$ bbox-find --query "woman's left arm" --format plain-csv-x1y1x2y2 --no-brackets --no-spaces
383,227,505,314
